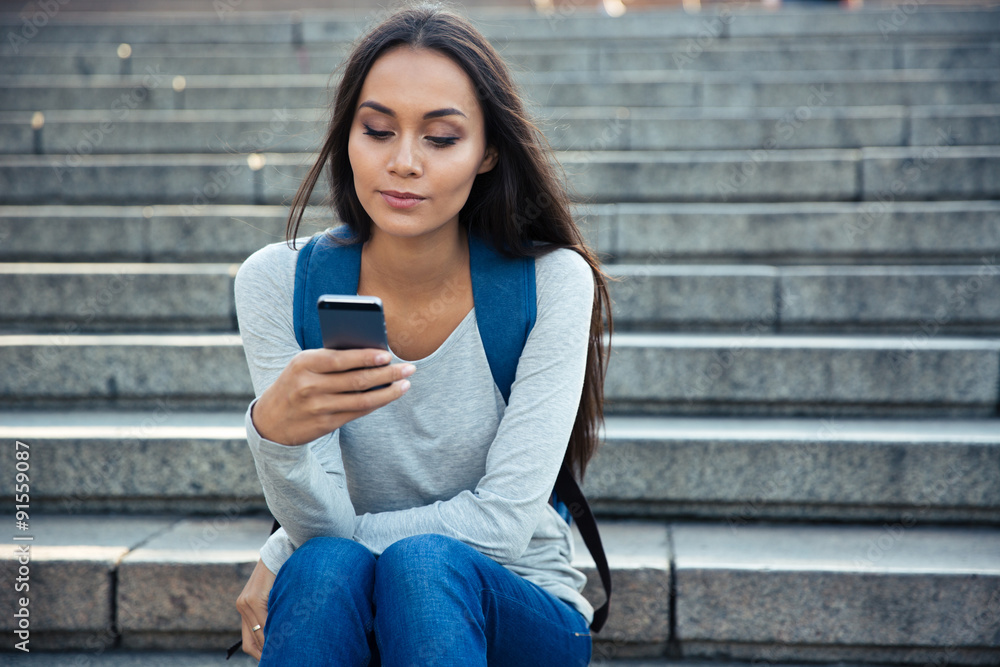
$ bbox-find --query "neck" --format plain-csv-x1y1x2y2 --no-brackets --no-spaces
362,224,468,296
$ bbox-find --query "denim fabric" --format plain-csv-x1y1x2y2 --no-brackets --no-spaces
259,533,592,666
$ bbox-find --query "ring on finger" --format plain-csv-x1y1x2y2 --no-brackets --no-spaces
251,624,262,632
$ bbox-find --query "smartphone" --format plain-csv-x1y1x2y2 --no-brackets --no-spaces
317,295,391,390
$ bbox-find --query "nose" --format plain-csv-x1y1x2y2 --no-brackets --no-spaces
387,136,422,177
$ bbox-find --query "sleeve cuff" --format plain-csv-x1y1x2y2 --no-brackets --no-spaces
259,526,295,574
244,397,312,465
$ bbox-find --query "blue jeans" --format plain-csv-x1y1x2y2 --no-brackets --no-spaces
259,533,592,666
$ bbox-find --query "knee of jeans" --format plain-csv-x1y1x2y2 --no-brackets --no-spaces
278,536,375,590
376,533,472,580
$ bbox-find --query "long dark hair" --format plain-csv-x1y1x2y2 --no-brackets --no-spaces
285,2,613,480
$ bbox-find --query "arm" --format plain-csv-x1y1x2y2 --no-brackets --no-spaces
234,243,357,555
352,249,595,563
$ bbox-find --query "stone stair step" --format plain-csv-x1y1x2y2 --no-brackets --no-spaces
1,515,995,661
1,411,996,524
0,651,733,667
0,514,670,654
611,263,1000,334
0,653,824,667
0,651,260,666
4,262,999,334
4,202,998,265
4,40,998,75
595,200,1000,264
2,69,998,111
2,6,995,44
605,332,1000,417
672,523,1000,665
3,147,999,205
0,204,293,263
3,104,998,154
0,332,997,415
0,263,238,332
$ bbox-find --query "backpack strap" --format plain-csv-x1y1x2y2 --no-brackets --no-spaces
467,232,536,404
293,226,360,351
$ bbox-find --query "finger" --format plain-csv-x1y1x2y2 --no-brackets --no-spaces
334,362,415,394
240,615,263,660
302,347,393,374
322,378,413,417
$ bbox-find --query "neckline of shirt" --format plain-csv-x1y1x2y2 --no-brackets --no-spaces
388,307,477,367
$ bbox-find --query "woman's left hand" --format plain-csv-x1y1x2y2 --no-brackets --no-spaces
236,558,276,660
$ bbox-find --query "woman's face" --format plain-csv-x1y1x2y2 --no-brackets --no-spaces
348,46,497,242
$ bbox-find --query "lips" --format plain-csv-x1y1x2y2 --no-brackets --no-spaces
381,190,424,199
380,190,426,209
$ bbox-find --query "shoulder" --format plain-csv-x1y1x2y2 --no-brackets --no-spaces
234,236,311,300
534,246,595,301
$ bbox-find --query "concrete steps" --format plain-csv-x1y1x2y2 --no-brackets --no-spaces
4,68,999,110
3,39,998,75
3,3,998,663
3,104,998,154
0,515,996,661
3,202,999,264
1,332,997,415
4,146,1000,205
1,412,997,523
4,261,1000,334
2,5,997,44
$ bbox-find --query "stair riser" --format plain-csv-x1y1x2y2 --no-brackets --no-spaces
3,150,999,204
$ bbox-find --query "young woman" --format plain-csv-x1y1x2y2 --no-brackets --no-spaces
233,4,612,664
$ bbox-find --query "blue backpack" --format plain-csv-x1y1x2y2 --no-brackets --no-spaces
226,228,609,660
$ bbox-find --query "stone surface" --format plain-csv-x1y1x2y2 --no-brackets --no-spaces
0,411,263,513
573,521,671,647
8,39,998,77
109,517,671,648
0,263,237,331
117,517,270,637
8,104,998,156
0,149,866,204
862,145,1000,200
0,205,293,263
609,201,1000,262
0,651,260,666
605,333,1000,416
0,334,254,408
2,412,997,524
5,68,998,112
609,264,1000,333
673,523,1000,648
911,105,1000,146
587,416,1000,523
2,5,994,46
608,265,777,329
6,201,1000,264
778,265,1000,333
0,515,176,637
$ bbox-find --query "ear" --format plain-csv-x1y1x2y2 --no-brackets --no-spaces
477,145,498,174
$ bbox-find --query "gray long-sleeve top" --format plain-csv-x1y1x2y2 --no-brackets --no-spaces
234,234,596,624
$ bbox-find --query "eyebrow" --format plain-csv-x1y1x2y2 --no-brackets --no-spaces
358,100,467,120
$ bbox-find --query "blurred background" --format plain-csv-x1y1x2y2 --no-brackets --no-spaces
0,0,998,664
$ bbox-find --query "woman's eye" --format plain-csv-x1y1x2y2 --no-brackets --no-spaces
362,124,391,140
428,136,458,147
362,124,457,147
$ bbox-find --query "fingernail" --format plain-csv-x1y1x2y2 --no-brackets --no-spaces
399,379,411,393
375,352,391,365
400,364,416,377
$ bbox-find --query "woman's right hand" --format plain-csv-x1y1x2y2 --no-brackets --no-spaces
252,348,414,446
